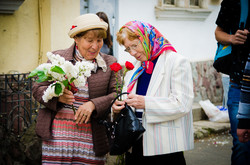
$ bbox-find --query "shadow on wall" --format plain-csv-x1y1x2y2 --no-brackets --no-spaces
191,60,223,103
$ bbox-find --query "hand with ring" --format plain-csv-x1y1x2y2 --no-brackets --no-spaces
75,101,95,124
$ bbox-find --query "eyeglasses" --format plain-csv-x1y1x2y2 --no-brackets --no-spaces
124,41,140,53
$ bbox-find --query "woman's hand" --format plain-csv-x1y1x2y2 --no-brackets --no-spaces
75,101,95,124
112,100,125,113
125,94,145,109
58,89,75,105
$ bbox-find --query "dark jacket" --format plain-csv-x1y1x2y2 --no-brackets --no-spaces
33,44,119,156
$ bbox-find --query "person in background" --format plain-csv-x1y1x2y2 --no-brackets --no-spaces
215,0,250,164
112,20,194,164
96,11,113,55
32,13,119,164
237,52,250,143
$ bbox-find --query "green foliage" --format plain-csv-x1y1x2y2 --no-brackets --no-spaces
70,77,75,83
62,79,69,87
36,71,49,83
28,69,38,78
52,82,63,95
50,65,65,75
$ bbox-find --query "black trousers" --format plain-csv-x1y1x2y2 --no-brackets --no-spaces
125,137,186,165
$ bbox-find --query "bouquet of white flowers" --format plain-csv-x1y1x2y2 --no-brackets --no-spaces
28,52,94,105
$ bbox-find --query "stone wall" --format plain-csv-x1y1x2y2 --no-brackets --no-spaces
191,60,223,103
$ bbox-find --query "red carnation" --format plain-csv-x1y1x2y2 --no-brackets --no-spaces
125,61,134,70
110,63,122,73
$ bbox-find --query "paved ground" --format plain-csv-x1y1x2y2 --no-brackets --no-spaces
185,130,232,165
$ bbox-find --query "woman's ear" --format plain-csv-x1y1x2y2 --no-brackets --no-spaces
74,37,78,44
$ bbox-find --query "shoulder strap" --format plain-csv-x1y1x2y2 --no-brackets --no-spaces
240,0,249,28
102,92,130,120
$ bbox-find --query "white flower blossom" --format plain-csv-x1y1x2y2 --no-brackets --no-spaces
48,70,66,82
75,61,94,77
31,52,94,103
74,75,87,88
36,63,52,71
42,82,65,103
47,52,66,66
62,61,78,81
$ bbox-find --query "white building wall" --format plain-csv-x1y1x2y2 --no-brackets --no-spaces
117,0,221,64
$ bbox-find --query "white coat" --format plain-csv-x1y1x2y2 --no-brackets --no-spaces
122,50,194,156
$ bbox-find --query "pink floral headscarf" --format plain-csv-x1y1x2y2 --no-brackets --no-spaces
121,21,176,93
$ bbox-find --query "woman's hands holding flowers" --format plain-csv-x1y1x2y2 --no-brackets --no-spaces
110,61,134,98
112,93,145,114
110,61,136,114
112,100,125,113
58,89,75,105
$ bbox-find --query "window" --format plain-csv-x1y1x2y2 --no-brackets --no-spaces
190,0,199,7
161,0,204,8
155,0,212,21
163,0,175,6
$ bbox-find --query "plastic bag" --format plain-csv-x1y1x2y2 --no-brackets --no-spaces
199,100,229,123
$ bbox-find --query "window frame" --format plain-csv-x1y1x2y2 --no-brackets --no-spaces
155,0,212,21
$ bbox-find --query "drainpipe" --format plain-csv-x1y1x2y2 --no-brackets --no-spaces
38,0,43,65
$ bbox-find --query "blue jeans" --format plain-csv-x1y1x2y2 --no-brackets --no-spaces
227,82,250,165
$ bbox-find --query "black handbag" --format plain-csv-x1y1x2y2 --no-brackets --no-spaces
99,92,145,155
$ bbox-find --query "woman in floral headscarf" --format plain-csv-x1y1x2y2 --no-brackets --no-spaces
112,21,194,164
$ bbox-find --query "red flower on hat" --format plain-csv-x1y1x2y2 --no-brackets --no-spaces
70,25,77,30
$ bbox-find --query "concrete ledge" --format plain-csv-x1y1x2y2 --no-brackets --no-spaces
192,103,207,121
193,120,230,139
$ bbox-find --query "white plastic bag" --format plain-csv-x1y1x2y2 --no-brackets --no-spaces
199,100,229,123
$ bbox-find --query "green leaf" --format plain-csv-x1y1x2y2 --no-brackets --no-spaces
28,69,38,78
53,82,63,95
36,71,49,82
37,70,45,77
62,79,69,87
70,77,75,83
51,65,65,75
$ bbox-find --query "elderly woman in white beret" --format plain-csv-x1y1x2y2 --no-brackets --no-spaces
32,13,119,164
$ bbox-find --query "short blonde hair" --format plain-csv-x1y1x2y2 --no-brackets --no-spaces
116,28,138,45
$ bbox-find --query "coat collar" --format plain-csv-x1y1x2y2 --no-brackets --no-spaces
123,51,169,96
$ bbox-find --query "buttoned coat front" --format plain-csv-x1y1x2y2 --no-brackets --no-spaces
122,50,194,156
